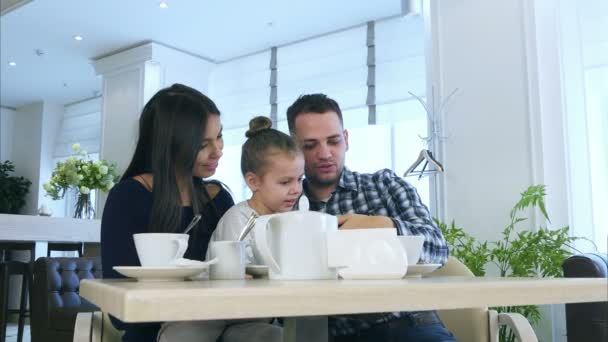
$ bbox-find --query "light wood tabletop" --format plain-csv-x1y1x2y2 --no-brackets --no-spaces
80,276,607,323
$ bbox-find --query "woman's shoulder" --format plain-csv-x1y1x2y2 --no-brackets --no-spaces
203,180,234,216
204,180,232,201
104,178,153,211
101,178,152,229
109,177,150,197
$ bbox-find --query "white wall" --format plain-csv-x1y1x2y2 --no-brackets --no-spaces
0,106,16,162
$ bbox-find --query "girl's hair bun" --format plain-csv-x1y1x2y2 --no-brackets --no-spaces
245,116,273,138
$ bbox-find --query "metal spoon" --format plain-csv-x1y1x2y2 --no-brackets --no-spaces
238,212,258,241
183,214,202,234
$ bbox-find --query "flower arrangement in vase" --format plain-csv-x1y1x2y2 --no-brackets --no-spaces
43,143,120,219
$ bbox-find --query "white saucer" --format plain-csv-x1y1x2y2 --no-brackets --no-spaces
404,263,442,278
338,269,406,280
245,264,269,277
114,263,214,282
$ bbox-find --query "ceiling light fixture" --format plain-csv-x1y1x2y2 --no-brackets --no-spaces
73,35,83,41
159,2,168,9
8,61,17,67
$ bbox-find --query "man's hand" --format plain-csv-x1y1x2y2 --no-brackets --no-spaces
337,214,395,230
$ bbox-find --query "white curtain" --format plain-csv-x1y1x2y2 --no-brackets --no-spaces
209,52,271,200
210,17,430,203
208,51,271,134
276,26,368,123
559,0,608,252
54,97,101,158
375,16,426,108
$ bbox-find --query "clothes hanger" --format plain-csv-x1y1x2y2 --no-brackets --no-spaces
402,87,457,179
403,149,444,178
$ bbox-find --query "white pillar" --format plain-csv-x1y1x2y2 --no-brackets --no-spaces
93,42,215,214
0,106,16,162
10,102,63,215
429,0,536,243
11,103,43,215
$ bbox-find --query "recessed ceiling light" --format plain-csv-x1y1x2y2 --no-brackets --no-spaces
159,2,168,9
8,62,16,67
73,35,83,41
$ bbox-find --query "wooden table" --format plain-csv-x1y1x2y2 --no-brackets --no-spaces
80,276,607,341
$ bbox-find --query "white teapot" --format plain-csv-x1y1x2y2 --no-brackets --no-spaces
253,211,408,280
253,211,340,280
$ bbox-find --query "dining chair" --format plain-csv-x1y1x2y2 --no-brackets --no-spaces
30,257,104,342
0,261,32,342
0,242,35,342
429,256,538,342
74,311,123,342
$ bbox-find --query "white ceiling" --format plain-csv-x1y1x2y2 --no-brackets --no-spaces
0,0,401,108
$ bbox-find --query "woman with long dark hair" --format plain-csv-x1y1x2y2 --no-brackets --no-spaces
101,84,279,342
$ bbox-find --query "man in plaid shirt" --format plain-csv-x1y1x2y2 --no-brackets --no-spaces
287,94,456,342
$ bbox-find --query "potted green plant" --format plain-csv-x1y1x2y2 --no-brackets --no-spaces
43,143,120,219
435,185,586,342
0,160,32,214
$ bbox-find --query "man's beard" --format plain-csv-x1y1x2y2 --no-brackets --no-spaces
305,165,343,188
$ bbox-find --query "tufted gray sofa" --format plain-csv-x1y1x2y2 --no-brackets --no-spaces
562,253,608,342
31,257,101,342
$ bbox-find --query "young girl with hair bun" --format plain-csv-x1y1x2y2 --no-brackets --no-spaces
211,116,305,265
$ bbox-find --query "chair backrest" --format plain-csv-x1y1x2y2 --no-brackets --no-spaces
429,256,490,342
31,257,102,342
74,311,123,342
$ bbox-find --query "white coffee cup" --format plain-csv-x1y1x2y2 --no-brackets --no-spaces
209,241,246,280
133,233,189,267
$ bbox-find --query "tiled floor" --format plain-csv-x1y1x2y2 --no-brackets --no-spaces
5,323,31,342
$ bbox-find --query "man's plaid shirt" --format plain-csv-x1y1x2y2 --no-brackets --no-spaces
303,167,449,336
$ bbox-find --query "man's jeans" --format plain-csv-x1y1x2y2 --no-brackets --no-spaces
330,311,458,342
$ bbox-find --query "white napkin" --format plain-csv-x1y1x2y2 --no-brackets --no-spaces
298,195,309,211
173,257,218,267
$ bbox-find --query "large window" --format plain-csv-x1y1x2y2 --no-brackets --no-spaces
211,15,431,208
560,0,608,252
